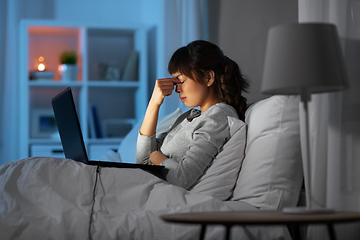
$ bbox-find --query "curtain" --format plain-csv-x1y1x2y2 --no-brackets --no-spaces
0,0,21,164
0,0,56,165
0,0,6,164
299,0,360,239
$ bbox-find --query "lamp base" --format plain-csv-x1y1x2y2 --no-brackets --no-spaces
282,206,335,215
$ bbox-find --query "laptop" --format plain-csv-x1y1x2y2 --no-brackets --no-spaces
51,87,164,175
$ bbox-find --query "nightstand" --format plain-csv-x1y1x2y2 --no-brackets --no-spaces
161,210,360,240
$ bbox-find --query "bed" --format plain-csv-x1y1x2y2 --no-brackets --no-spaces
0,95,303,240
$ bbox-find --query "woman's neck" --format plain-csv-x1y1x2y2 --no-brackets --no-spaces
200,99,223,114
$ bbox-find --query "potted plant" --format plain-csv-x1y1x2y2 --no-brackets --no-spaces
59,50,78,81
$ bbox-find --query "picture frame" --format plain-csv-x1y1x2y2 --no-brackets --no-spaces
97,61,121,81
31,108,58,138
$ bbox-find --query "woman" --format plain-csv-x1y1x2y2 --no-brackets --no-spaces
136,40,249,190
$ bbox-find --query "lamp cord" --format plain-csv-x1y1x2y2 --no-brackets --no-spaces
89,165,101,240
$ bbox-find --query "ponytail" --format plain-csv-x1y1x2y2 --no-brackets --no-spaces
218,56,249,121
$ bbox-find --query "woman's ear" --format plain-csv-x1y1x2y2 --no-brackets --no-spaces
207,71,215,87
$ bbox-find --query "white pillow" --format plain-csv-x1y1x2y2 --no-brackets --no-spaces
191,116,247,201
118,108,182,163
231,95,303,210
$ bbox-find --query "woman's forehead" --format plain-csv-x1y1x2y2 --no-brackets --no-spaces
172,72,184,79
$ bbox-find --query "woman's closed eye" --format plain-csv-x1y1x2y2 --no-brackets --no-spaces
174,80,186,86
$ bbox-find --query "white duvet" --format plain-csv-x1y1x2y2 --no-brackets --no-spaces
0,157,290,240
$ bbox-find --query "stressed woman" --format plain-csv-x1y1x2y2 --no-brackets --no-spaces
136,40,249,190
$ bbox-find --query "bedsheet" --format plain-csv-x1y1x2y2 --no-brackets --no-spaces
0,157,291,240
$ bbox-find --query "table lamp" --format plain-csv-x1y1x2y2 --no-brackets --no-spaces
261,23,348,213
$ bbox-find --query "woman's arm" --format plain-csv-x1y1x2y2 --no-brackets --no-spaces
139,78,178,136
136,78,179,165
163,120,229,189
160,105,237,189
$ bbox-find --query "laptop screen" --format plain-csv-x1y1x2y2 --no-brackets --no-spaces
52,87,89,164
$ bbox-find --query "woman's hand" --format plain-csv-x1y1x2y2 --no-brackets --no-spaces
139,78,180,137
150,78,180,107
149,151,167,165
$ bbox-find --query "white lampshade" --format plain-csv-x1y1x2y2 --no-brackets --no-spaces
261,23,348,95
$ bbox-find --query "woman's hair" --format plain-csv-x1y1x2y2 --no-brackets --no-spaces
168,40,249,121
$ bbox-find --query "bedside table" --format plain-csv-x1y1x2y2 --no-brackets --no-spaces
161,210,360,240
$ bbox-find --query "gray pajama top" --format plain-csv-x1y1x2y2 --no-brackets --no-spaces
136,103,239,189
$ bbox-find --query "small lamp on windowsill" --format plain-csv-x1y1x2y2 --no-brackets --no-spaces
261,23,348,214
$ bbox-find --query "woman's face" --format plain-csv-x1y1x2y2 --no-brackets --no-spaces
172,72,216,113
